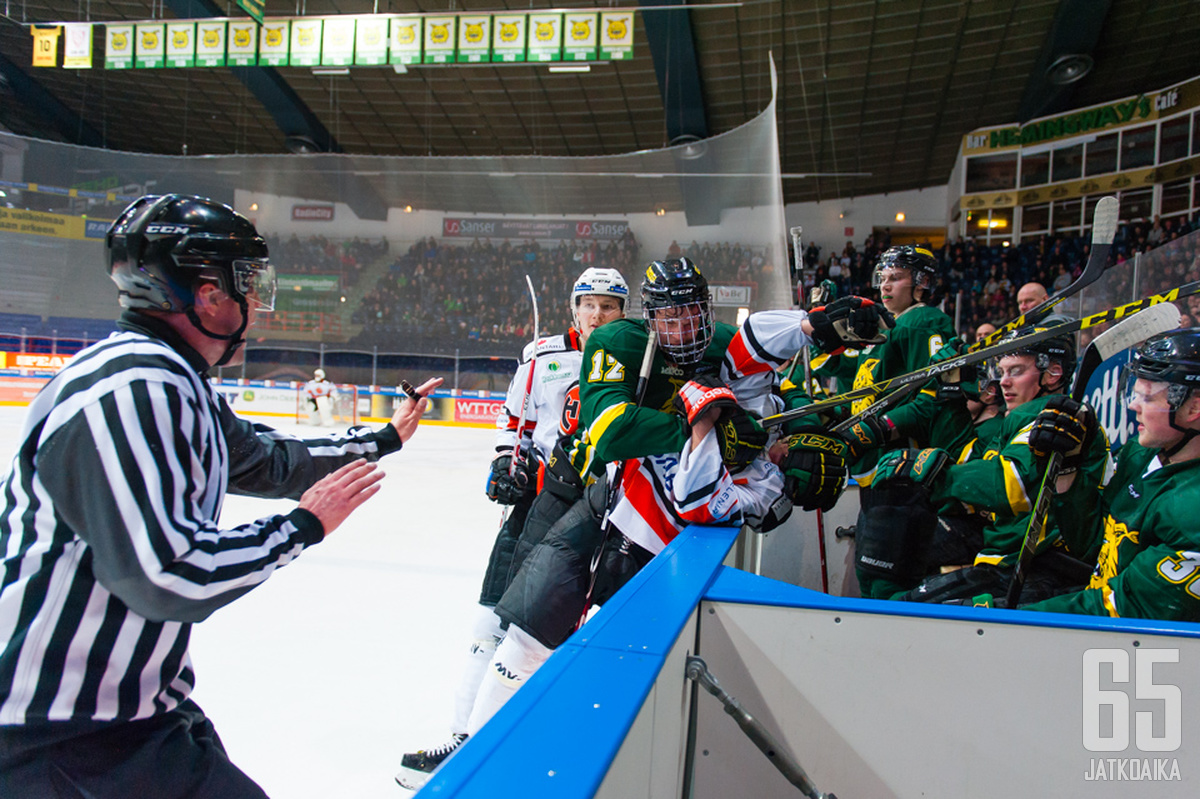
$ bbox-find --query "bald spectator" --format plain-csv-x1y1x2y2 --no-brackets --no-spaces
1016,282,1049,314
975,321,998,344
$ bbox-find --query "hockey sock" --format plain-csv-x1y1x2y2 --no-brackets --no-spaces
465,625,551,736
450,606,504,735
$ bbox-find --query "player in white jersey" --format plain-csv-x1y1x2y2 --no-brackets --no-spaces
396,267,628,790
303,368,337,425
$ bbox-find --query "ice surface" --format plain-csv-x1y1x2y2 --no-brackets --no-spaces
0,407,500,798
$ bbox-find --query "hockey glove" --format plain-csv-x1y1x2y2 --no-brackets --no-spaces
715,411,769,473
781,428,848,512
807,296,894,355
841,414,896,460
486,450,537,505
673,374,739,425
1029,395,1097,469
873,447,951,488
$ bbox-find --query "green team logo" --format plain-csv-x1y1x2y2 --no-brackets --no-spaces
548,361,559,371
243,390,255,401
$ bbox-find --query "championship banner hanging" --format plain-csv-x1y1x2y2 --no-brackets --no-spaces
563,13,598,61
491,15,526,63
134,23,165,68
31,26,61,67
354,16,388,66
196,21,227,67
62,24,93,68
165,22,196,68
527,14,563,62
321,17,355,66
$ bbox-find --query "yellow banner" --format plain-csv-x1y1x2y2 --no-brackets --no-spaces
0,207,88,240
31,26,61,67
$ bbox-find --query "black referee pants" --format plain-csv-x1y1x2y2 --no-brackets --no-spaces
0,700,267,798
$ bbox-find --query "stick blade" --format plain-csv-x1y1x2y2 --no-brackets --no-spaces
1090,302,1182,362
1090,196,1119,247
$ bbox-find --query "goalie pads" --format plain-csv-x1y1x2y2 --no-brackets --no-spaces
854,482,938,583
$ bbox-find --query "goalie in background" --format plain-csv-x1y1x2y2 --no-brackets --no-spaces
304,367,338,425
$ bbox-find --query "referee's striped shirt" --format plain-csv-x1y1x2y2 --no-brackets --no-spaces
0,313,401,726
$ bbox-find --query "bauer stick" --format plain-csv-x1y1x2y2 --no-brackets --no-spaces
761,277,1200,431
1005,301,1182,608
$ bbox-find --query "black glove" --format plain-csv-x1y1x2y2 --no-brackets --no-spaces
873,447,951,488
715,412,769,473
673,374,738,425
485,450,536,505
807,296,894,354
781,428,848,512
841,414,895,460
1029,395,1098,469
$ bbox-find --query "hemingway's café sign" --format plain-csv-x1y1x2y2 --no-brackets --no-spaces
962,77,1199,155
442,217,629,241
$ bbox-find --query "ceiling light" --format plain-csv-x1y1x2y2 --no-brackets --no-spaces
404,205,413,213
249,202,259,211
1046,54,1093,86
311,67,350,76
895,212,906,222
548,64,590,73
284,135,322,154
656,208,666,216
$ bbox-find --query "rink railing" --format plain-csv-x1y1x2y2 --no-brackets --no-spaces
423,524,1200,799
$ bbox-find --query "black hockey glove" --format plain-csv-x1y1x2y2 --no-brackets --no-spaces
1029,395,1098,469
673,374,738,425
485,450,537,505
715,411,769,473
841,414,896,460
873,447,951,488
807,296,894,355
781,427,848,512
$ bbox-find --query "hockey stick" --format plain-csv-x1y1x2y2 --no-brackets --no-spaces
577,331,659,626
974,195,1119,351
828,202,1122,434
762,277,1200,430
1004,301,1182,608
790,226,831,593
686,657,836,799
509,275,540,478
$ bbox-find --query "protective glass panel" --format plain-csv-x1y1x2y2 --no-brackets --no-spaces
0,69,787,391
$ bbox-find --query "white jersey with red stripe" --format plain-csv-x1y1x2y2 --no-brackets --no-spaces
719,309,814,418
607,427,785,556
495,329,584,462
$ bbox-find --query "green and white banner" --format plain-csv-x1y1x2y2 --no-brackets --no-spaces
134,23,165,68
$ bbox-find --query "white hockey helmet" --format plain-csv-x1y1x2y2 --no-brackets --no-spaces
314,368,326,381
571,268,628,327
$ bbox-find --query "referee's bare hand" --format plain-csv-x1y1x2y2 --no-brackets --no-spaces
391,377,443,443
299,459,385,537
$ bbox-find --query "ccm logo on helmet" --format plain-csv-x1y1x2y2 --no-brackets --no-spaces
145,224,190,235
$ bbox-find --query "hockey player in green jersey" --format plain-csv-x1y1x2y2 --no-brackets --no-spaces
806,246,964,477
1025,329,1200,621
856,329,1109,603
461,258,891,739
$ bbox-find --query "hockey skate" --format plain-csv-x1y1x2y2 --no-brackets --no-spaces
395,733,467,791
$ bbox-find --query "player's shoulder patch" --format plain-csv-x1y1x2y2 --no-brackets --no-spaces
522,334,569,362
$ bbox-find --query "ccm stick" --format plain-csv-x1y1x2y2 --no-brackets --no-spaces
826,196,1122,435
762,277,1200,431
1005,301,1182,608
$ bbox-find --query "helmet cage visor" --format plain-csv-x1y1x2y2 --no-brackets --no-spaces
645,300,714,366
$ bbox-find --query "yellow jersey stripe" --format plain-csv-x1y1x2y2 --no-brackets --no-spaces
589,401,631,446
1001,456,1031,514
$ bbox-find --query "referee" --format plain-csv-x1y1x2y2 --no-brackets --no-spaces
0,194,440,797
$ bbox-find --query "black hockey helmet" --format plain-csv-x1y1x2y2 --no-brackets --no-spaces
988,326,1076,392
872,245,938,298
106,194,275,313
641,257,714,366
1122,328,1200,409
